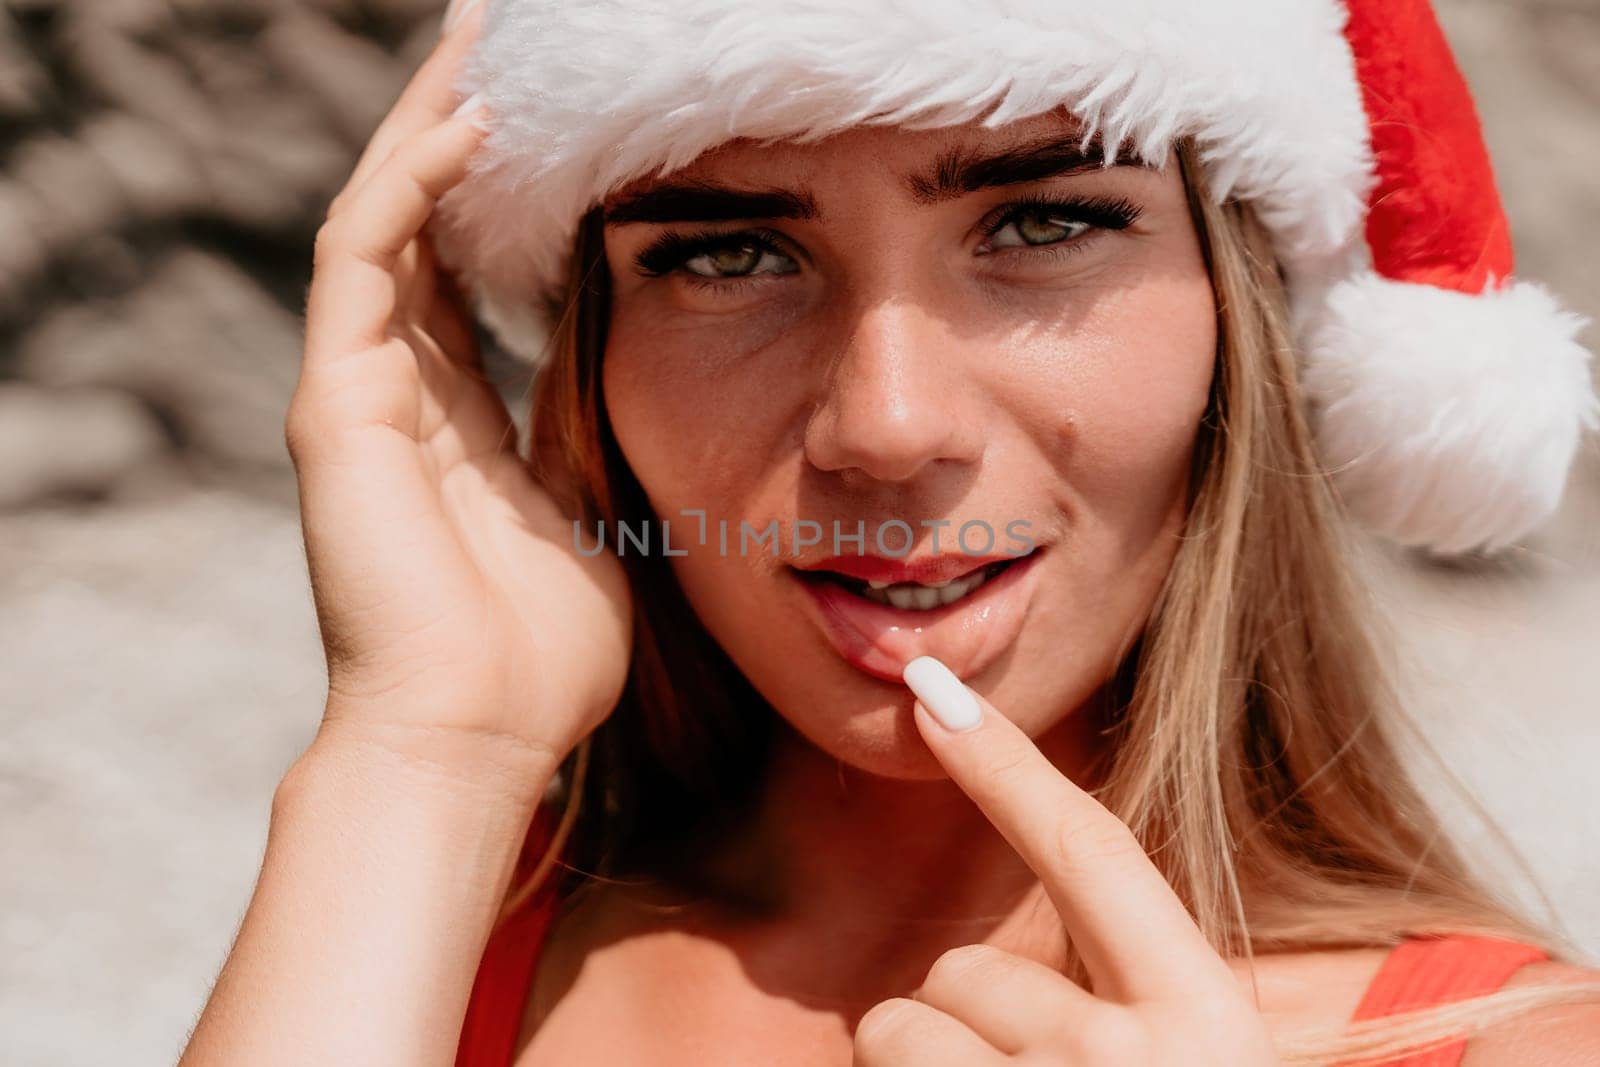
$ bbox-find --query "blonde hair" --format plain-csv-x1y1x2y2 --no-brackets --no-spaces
499,138,1600,1064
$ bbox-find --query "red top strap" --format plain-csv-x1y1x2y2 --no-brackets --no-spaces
1344,933,1550,1067
454,804,566,1067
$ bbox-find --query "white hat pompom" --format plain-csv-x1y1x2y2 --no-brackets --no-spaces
1299,273,1597,555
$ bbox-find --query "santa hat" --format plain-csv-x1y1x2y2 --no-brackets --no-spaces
427,0,1598,557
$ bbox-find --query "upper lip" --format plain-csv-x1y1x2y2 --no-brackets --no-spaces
793,551,1028,586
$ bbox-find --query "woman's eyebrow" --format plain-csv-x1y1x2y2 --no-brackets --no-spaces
603,182,818,225
904,134,1148,204
600,134,1146,226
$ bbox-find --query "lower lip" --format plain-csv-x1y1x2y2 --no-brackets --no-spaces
791,551,1045,684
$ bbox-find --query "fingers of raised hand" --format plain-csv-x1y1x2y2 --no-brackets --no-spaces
417,240,480,364
852,997,1002,1067
289,110,490,473
328,0,487,221
307,112,487,365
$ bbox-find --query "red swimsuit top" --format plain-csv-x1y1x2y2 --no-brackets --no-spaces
454,811,1550,1067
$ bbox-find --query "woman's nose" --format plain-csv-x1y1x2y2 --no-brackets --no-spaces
803,297,984,484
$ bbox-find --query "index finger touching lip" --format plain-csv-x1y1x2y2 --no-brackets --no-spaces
902,655,1225,1003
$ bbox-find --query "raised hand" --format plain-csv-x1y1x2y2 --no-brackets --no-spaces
853,656,1281,1066
288,1,632,781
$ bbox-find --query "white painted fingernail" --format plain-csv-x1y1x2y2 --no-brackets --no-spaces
452,90,485,120
904,656,982,733
443,0,484,32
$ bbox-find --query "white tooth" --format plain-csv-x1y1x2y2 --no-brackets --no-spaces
884,586,917,610
870,569,995,610
935,575,974,606
925,577,954,589
867,579,890,590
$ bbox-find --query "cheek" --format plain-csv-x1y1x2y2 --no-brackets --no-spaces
603,316,811,719
602,312,795,515
1026,266,1217,526
601,311,818,651
975,268,1215,740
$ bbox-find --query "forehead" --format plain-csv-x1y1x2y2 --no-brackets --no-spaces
601,108,1139,213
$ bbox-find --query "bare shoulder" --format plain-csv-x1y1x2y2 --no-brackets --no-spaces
1461,960,1600,1067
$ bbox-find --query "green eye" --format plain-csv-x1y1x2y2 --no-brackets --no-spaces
994,210,1093,248
636,227,802,281
977,196,1142,254
684,242,797,278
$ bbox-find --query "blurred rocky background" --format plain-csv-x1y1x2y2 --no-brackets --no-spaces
0,0,1596,1063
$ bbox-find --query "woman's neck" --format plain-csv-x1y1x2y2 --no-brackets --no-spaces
667,687,1119,983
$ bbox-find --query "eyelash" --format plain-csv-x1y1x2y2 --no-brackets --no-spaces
630,195,1144,287
976,193,1142,248
634,226,792,283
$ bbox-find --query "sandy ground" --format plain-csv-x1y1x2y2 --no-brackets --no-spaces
1,1,1596,1063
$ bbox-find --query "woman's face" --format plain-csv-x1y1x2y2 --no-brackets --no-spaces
600,112,1216,779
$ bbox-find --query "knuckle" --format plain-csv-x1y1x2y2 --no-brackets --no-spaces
311,217,347,271
975,745,1034,793
283,391,330,463
1047,809,1142,878
322,192,348,224
924,943,1003,991
283,403,311,461
853,998,915,1053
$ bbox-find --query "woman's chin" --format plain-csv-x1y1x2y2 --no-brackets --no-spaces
767,670,1093,783
779,698,970,781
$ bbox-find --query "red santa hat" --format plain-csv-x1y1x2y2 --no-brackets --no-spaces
427,0,1598,558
